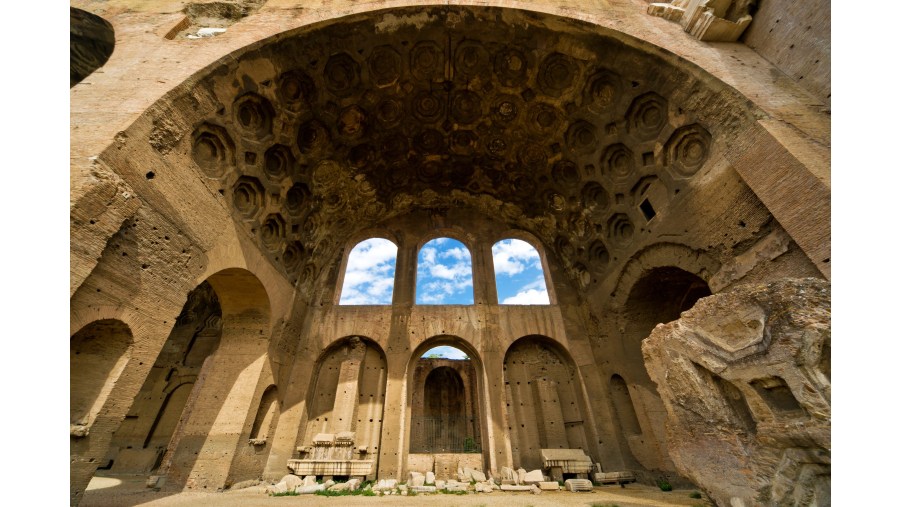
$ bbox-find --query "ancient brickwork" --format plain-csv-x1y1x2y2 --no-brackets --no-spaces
70,2,830,505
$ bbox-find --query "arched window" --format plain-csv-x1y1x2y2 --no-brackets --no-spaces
491,239,549,304
339,238,398,305
416,237,474,305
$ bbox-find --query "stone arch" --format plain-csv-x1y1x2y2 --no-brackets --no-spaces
104,282,222,476
609,242,718,305
143,382,194,451
491,236,552,305
296,336,387,477
502,335,594,470
622,266,712,364
405,335,488,476
156,268,272,490
609,260,713,472
70,319,133,433
71,7,114,87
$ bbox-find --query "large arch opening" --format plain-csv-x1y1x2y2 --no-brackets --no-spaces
616,266,712,470
160,268,272,490
405,337,487,480
104,282,222,475
110,5,771,302
410,346,481,455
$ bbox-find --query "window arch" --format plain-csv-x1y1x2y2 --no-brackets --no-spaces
338,238,398,305
415,237,474,305
491,238,550,304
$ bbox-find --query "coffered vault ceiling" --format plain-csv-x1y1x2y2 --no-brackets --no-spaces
170,6,756,293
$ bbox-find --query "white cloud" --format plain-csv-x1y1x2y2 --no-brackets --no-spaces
521,277,547,292
492,239,541,277
339,238,398,305
442,247,468,261
502,288,550,305
417,238,473,304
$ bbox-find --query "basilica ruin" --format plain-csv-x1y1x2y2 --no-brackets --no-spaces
70,1,830,506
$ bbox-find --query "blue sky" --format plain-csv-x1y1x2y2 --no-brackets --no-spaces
338,238,398,304
339,237,549,305
421,346,469,359
416,238,474,304
491,239,550,304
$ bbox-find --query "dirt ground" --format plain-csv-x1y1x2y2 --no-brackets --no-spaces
81,476,713,507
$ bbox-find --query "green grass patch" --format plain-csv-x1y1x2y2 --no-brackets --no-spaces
313,488,376,496
270,490,299,496
690,491,703,499
439,489,468,495
656,478,672,492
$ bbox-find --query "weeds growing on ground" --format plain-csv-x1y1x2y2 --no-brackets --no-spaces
270,491,299,496
439,489,468,495
657,478,673,491
690,491,702,498
313,488,376,496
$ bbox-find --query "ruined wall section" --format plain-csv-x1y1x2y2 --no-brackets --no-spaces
300,338,387,463
106,282,222,474
742,0,831,107
642,278,830,507
503,338,589,470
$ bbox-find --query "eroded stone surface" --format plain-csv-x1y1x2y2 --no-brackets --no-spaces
643,278,830,507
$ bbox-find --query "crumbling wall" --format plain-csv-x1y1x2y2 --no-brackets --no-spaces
643,278,830,506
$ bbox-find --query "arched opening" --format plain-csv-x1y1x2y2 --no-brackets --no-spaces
609,374,642,436
143,384,194,451
338,238,398,305
416,238,474,305
617,266,712,470
160,268,272,490
250,385,280,443
503,336,592,471
623,267,712,364
405,338,487,480
492,239,550,305
105,282,222,474
292,336,386,480
411,347,481,454
70,7,115,87
70,319,133,432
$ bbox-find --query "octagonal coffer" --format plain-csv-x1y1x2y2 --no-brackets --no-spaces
232,92,274,140
191,123,235,179
626,92,668,141
263,144,295,182
277,69,317,111
665,124,712,178
232,176,265,219
260,213,286,251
